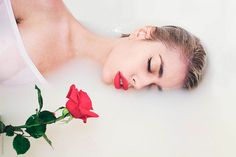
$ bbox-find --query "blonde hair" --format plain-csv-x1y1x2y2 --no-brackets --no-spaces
122,25,207,90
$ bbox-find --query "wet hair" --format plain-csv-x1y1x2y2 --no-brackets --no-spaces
122,25,207,90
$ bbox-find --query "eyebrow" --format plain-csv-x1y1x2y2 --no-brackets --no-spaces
157,54,164,91
158,54,164,78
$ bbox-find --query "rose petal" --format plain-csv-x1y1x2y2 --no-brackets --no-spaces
81,116,87,123
66,100,82,118
80,108,99,118
78,90,93,110
66,84,79,104
79,111,99,123
65,84,99,121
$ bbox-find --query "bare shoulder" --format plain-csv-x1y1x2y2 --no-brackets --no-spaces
11,0,66,20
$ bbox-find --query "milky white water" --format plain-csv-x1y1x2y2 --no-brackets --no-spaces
1,0,236,156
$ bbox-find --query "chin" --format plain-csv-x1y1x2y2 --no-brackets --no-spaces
101,71,112,85
102,78,111,85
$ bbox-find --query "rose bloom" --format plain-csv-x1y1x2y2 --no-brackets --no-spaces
66,84,99,123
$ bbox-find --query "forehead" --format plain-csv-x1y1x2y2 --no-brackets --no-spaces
156,42,187,89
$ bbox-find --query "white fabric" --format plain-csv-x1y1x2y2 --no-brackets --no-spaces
0,0,47,86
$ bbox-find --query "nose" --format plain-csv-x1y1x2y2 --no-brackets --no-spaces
131,74,153,90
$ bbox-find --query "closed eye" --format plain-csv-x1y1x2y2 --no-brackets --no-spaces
147,57,152,73
159,54,164,78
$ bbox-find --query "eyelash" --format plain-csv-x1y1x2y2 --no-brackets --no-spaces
147,57,152,73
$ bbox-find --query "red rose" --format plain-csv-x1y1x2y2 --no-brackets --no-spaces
65,84,99,123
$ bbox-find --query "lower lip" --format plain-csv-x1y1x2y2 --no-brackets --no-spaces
114,71,128,90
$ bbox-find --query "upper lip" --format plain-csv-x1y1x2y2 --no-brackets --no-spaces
114,71,129,90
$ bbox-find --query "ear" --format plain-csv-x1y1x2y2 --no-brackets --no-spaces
128,26,157,40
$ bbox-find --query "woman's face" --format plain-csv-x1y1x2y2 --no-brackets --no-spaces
102,27,188,91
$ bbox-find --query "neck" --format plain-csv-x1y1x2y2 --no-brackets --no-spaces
69,19,125,66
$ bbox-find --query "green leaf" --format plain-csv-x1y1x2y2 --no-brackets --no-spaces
13,134,30,155
35,85,43,112
39,110,56,123
43,134,53,147
0,121,5,133
5,125,14,136
25,114,46,138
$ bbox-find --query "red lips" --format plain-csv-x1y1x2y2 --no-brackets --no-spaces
114,71,128,90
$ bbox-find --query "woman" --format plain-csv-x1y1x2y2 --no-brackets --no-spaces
7,0,206,90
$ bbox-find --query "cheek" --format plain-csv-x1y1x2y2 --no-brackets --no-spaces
102,45,148,84
101,61,112,84
102,52,135,84
101,51,124,84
